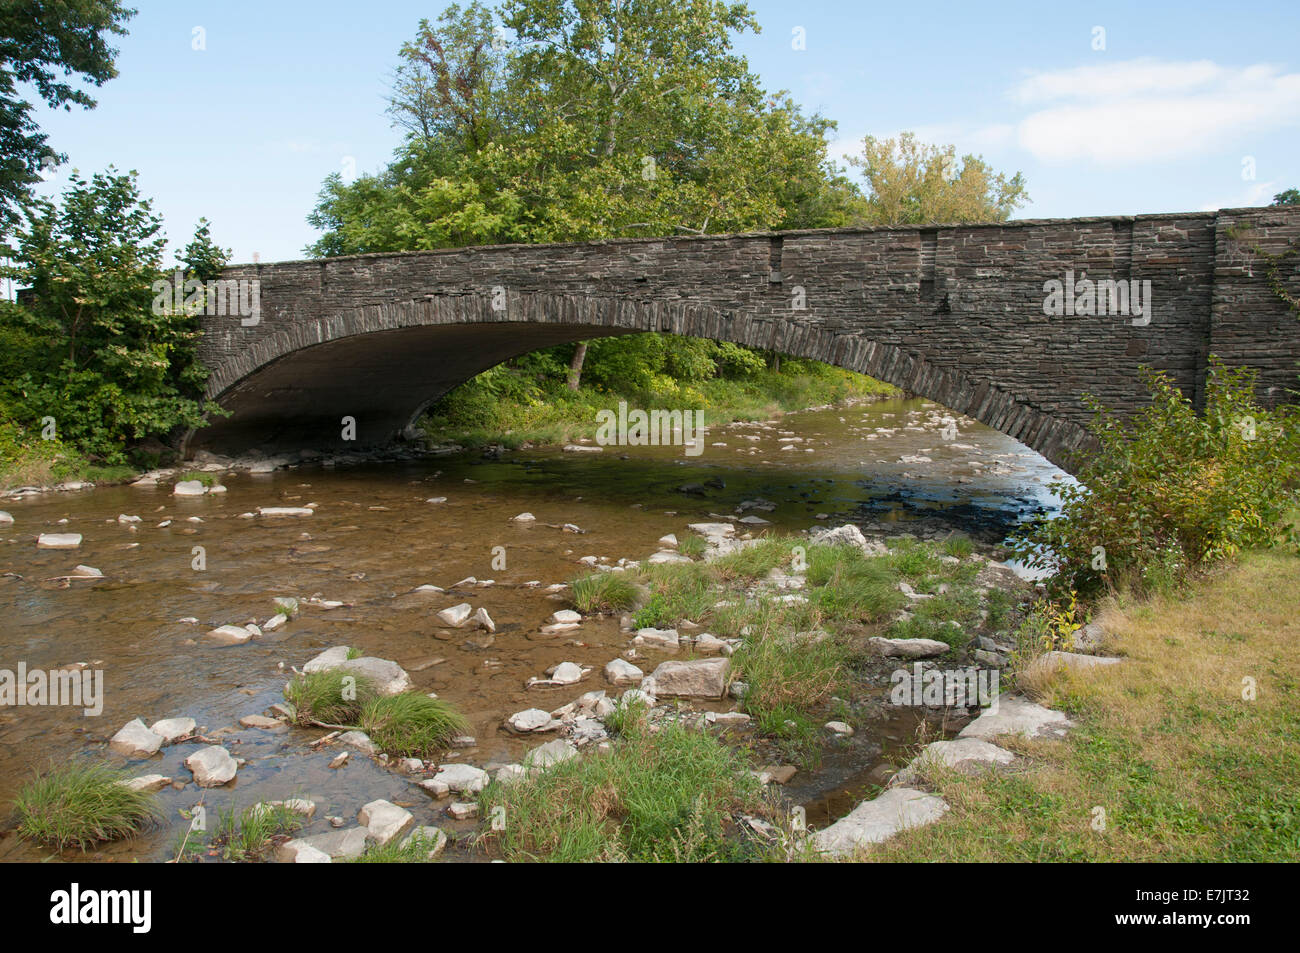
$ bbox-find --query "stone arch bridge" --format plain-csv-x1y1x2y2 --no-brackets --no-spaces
193,206,1300,472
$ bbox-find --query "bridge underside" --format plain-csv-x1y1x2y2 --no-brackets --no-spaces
192,321,636,455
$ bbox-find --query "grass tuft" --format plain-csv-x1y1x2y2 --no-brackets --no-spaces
15,762,161,850
359,693,471,758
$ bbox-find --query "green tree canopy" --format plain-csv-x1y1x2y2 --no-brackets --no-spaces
0,169,218,462
847,131,1029,225
0,0,134,240
306,0,863,256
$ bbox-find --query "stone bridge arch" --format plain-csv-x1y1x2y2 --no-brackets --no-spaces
193,291,1093,470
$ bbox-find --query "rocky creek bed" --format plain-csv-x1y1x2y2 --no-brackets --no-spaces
0,397,1071,861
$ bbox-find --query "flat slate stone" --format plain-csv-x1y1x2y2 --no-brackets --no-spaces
811,787,949,855
958,694,1073,742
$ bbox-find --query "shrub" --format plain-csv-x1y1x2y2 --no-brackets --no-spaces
1011,361,1300,597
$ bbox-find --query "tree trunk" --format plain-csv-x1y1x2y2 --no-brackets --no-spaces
567,341,588,391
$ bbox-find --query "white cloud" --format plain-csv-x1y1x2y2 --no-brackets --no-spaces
1011,59,1300,164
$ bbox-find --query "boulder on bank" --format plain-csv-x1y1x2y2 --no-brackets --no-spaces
648,658,730,699
811,787,949,856
867,637,949,659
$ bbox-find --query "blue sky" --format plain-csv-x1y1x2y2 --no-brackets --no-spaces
26,0,1300,264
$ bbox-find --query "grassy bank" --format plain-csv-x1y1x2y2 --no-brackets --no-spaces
0,420,137,490
859,541,1300,862
419,360,899,449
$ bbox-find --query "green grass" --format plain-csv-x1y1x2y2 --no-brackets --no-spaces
359,693,471,758
677,535,708,559
886,587,983,649
860,541,1300,862
349,827,446,862
284,669,375,726
212,802,305,862
942,534,975,558
176,470,218,486
570,571,641,614
705,537,793,584
632,562,715,628
14,762,162,850
478,719,770,862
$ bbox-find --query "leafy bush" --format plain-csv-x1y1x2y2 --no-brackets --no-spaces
1011,361,1300,597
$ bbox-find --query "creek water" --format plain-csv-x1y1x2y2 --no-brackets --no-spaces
0,395,1067,861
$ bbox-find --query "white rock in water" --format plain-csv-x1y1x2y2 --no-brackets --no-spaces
284,827,368,861
604,658,644,686
551,609,582,625
688,522,735,538
149,717,196,743
507,708,556,733
116,514,141,524
632,627,679,651
263,612,288,631
109,719,164,758
116,774,172,793
437,603,473,626
825,720,854,736
867,637,949,658
336,730,377,755
257,506,313,517
339,657,412,696
648,550,692,564
511,512,536,522
0,511,13,525
551,661,583,685
657,533,678,548
302,646,351,672
473,607,496,633
358,799,414,846
173,480,206,496
36,533,82,549
71,565,102,577
207,624,255,645
279,841,332,863
648,658,730,699
251,798,318,820
562,445,603,453
185,745,238,786
433,762,489,794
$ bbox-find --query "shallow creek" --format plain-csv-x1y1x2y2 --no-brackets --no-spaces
0,396,1066,861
